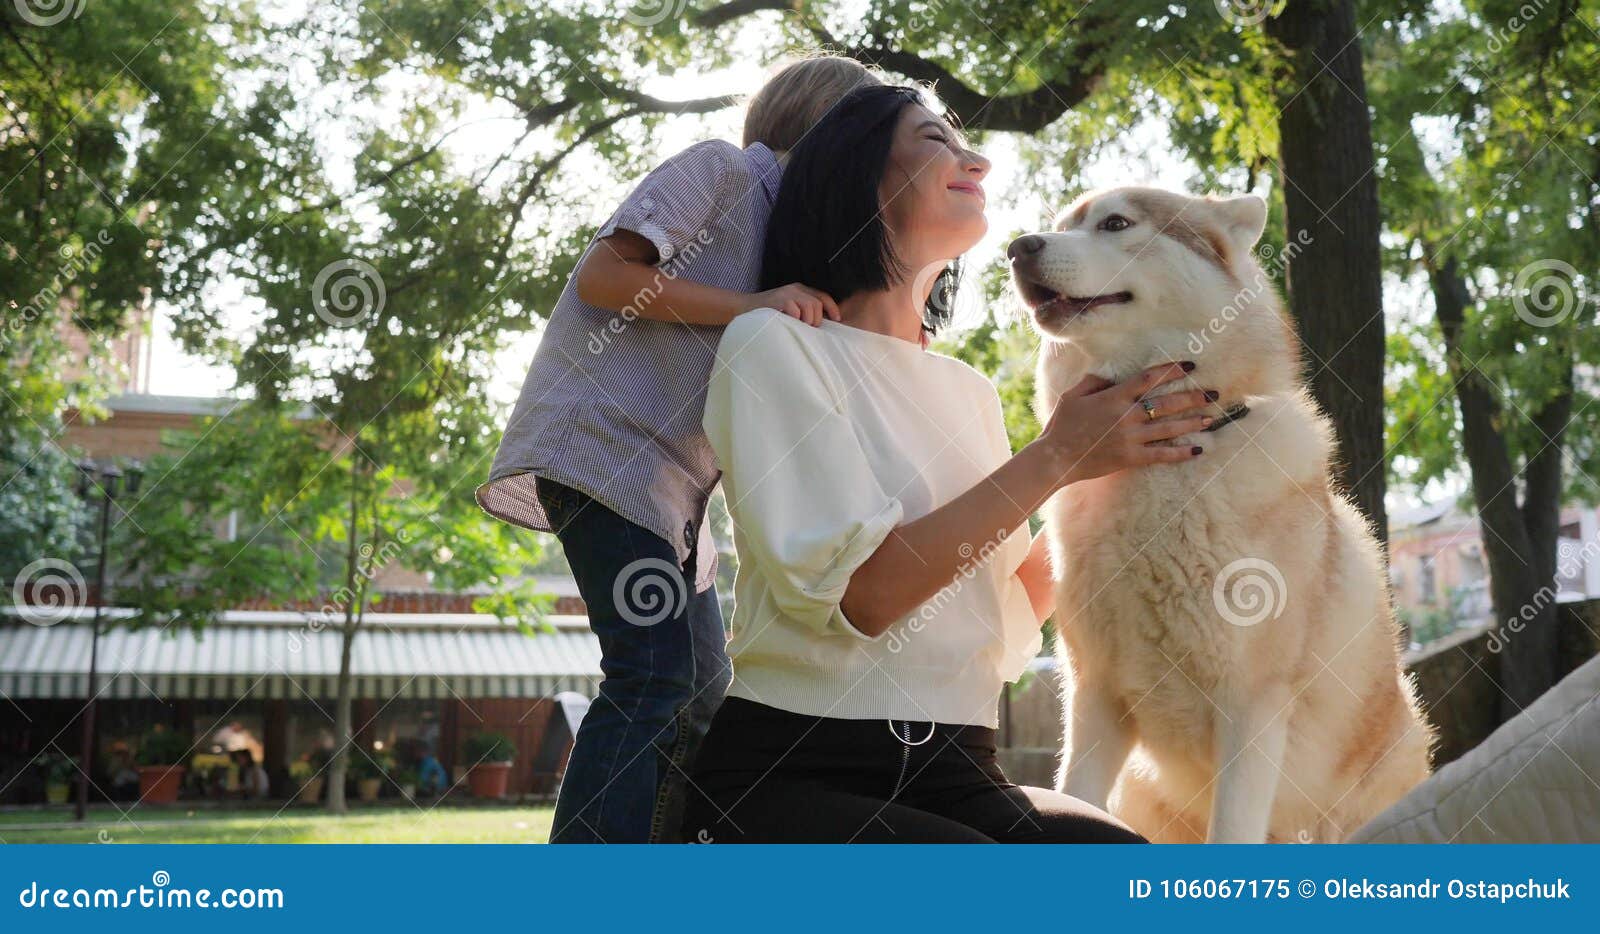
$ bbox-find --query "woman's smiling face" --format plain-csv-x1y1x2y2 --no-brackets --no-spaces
879,104,992,268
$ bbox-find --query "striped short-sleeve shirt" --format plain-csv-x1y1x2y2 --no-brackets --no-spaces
475,140,782,592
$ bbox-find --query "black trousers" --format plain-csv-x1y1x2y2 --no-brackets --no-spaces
680,696,1147,843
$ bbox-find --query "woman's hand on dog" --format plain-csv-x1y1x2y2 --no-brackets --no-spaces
1040,361,1214,485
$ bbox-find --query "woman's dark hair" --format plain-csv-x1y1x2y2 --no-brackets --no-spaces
761,84,962,334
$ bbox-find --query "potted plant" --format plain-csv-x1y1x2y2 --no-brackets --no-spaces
134,727,191,804
464,732,516,799
349,750,394,802
34,752,76,805
294,748,330,804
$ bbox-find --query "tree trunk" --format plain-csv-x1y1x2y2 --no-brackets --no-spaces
1522,384,1571,596
326,618,357,813
1267,0,1389,543
1501,376,1570,716
325,459,365,813
1431,254,1566,719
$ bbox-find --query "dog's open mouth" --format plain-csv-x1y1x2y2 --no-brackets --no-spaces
1017,278,1134,321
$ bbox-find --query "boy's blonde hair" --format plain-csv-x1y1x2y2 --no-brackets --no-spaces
743,54,881,153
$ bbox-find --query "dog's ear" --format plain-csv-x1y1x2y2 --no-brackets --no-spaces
1209,194,1268,256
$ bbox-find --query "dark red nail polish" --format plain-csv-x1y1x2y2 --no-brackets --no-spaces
1180,361,1196,372
1191,445,1203,455
1204,390,1220,402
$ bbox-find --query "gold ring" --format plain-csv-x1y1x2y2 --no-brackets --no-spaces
1141,398,1158,420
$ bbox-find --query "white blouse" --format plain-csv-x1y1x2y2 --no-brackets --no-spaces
703,308,1042,727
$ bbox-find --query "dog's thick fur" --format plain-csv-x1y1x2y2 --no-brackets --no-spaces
1013,187,1433,844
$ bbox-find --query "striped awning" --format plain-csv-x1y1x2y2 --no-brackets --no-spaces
0,609,602,701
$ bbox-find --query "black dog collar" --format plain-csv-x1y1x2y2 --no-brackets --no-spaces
1202,402,1251,433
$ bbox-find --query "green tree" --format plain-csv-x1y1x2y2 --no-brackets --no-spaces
1,1,306,427
0,420,88,585
6,3,554,810
116,400,551,812
1374,0,1598,714
115,406,335,632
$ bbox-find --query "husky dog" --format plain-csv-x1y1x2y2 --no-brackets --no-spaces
1010,187,1432,843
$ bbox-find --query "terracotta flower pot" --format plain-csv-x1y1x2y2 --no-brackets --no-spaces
296,775,325,805
137,765,185,804
467,762,511,799
357,777,382,802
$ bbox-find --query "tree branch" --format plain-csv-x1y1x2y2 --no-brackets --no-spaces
1429,252,1528,565
491,107,646,268
583,78,740,115
695,1,1104,132
691,0,789,30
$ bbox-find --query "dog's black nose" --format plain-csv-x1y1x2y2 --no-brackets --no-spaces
1008,235,1045,261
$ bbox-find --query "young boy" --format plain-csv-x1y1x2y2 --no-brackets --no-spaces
476,55,878,843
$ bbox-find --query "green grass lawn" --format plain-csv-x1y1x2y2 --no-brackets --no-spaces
0,804,554,844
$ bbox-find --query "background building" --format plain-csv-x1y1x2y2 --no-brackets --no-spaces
1390,499,1600,644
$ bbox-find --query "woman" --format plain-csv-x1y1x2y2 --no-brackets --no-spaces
683,85,1218,843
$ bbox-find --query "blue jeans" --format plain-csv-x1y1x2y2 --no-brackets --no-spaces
417,756,448,795
539,479,731,843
